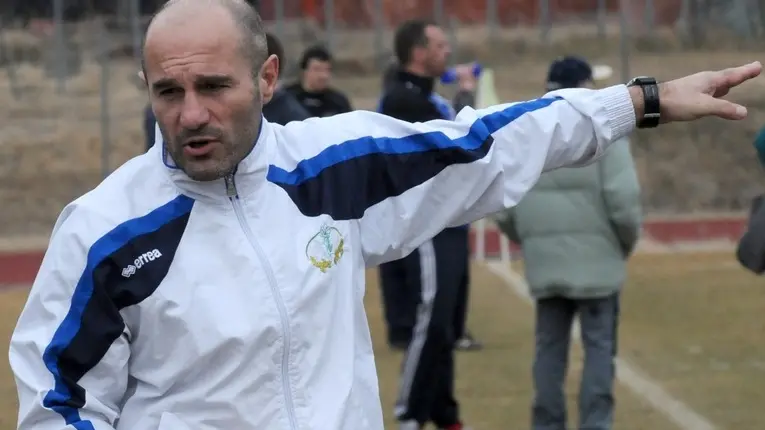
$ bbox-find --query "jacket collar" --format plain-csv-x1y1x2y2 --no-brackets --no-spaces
396,69,435,96
156,119,272,204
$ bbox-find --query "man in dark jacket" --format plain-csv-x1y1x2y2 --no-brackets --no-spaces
285,45,352,118
262,33,311,125
378,19,479,430
377,58,482,355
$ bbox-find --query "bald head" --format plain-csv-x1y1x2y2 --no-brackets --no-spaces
144,0,267,78
141,0,280,182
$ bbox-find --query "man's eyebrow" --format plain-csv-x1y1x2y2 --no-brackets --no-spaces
151,77,179,93
197,75,236,85
150,75,235,93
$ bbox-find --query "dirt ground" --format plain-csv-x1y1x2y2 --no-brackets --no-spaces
0,252,763,429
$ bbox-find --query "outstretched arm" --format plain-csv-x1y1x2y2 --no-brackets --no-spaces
269,63,760,266
271,85,632,265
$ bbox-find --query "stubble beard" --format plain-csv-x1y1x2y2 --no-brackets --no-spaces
162,93,263,182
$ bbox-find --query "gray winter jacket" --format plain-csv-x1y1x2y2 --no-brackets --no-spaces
495,138,642,299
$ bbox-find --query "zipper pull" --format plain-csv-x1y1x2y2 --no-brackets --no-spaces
224,174,237,198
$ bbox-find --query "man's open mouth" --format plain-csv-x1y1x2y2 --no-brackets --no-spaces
187,140,211,149
183,138,218,156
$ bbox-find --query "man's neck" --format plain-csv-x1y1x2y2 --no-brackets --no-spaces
398,65,436,95
404,64,430,78
301,80,321,93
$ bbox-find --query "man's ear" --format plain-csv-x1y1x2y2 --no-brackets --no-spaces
260,54,279,104
138,70,146,84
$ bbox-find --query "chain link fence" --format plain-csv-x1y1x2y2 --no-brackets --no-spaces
0,0,764,237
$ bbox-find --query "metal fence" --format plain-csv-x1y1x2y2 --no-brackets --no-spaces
0,0,764,237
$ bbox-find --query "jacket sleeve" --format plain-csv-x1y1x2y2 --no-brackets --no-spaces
736,196,765,274
10,206,128,430
600,138,643,256
268,84,635,266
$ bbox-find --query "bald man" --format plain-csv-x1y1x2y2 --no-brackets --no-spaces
8,0,761,429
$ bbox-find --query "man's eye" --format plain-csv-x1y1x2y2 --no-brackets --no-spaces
159,88,182,96
201,83,225,91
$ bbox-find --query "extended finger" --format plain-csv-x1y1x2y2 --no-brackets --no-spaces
714,62,762,97
707,96,748,120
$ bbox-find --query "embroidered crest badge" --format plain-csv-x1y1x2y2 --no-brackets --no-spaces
305,223,345,273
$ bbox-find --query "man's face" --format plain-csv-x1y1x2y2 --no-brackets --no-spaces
422,25,450,78
303,58,332,92
143,9,277,182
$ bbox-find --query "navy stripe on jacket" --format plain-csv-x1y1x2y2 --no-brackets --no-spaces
267,97,562,219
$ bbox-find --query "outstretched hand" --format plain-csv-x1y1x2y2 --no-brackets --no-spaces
655,61,762,123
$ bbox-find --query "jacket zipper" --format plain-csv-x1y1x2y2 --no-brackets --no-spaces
224,174,299,430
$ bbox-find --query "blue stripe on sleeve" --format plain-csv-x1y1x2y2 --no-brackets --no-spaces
267,96,563,187
266,97,564,219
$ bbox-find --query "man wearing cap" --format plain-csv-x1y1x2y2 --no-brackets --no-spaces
494,56,642,430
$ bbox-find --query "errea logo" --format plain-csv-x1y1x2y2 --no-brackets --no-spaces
121,249,163,278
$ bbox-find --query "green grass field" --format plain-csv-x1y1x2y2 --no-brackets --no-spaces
0,252,763,429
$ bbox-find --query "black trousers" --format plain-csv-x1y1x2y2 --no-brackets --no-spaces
378,228,471,346
388,227,470,427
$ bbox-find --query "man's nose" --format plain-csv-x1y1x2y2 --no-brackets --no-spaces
179,93,210,129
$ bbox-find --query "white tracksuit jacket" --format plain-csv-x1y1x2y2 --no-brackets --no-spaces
9,84,635,430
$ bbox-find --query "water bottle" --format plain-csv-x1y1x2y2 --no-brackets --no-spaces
440,63,483,85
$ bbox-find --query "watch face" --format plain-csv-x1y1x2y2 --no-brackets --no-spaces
630,76,656,85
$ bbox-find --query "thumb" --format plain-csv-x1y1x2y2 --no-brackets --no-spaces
706,97,748,120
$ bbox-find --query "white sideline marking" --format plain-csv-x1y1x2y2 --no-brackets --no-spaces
483,261,718,430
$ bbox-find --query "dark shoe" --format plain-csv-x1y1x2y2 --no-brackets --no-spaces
454,331,483,351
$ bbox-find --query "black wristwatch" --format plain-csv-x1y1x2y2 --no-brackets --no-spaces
627,76,660,128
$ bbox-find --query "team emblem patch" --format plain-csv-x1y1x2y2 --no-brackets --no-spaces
306,223,345,273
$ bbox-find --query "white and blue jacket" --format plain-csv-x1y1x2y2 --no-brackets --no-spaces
10,84,635,430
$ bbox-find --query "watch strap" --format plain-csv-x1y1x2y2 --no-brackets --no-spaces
628,76,660,128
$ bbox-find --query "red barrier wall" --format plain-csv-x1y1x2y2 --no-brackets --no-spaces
258,0,682,28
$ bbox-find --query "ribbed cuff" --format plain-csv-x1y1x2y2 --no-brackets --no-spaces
595,84,636,140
